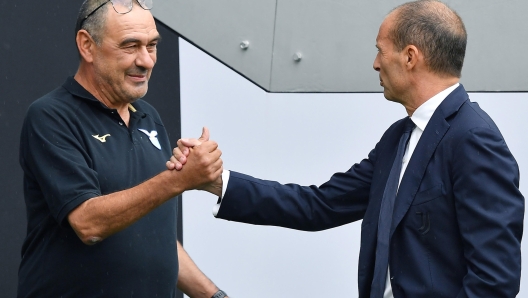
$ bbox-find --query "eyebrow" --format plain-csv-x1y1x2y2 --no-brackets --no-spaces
119,35,162,47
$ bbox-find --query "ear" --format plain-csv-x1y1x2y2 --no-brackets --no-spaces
76,30,96,63
402,45,420,70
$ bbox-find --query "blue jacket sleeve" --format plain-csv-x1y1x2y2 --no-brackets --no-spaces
452,127,524,298
217,150,377,231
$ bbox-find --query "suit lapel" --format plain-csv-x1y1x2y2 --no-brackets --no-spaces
389,85,469,237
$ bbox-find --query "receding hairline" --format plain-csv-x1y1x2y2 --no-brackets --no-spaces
384,0,467,78
389,0,466,38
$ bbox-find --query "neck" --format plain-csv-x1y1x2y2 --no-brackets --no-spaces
74,66,131,126
403,73,459,116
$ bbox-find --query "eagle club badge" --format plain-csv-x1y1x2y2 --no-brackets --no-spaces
138,129,161,150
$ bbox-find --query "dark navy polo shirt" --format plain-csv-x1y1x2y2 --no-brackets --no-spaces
18,77,178,297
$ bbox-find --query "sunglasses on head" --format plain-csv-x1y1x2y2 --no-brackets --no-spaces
76,0,153,32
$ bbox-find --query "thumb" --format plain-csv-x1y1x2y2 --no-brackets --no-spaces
198,127,210,142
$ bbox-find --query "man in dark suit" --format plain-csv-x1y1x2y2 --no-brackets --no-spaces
169,0,524,297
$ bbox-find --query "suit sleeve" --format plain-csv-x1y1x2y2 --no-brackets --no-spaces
452,127,524,298
216,150,377,232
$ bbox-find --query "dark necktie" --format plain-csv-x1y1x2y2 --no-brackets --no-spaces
371,117,415,298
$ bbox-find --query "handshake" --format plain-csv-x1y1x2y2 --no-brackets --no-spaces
165,127,224,196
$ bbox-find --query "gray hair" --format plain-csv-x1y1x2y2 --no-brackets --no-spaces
390,0,467,78
75,0,109,46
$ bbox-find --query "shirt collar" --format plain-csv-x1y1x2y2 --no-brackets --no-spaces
62,76,139,113
410,83,459,131
62,76,100,104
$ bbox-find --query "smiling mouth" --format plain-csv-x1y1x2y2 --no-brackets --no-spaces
127,73,148,83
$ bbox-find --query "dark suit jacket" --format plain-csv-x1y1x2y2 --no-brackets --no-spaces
217,85,524,297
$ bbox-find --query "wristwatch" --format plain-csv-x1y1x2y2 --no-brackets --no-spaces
211,290,228,298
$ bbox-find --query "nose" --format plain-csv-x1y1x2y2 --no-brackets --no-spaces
373,52,380,72
136,46,156,70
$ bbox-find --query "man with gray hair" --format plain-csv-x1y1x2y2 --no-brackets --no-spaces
17,1,228,297
171,1,523,297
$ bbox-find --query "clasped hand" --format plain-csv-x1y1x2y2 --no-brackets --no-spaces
166,127,223,196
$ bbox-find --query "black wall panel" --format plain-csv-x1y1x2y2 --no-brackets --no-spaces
0,1,182,296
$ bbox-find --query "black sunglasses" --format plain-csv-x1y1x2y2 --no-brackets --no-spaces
76,0,153,33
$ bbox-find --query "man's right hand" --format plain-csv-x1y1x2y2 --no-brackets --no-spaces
166,127,209,171
166,127,224,196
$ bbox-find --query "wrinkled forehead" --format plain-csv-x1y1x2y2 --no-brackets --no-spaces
104,5,158,40
376,12,396,44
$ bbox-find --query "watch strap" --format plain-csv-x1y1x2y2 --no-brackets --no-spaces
211,290,228,298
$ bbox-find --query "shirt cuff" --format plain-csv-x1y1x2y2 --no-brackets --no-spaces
212,170,230,217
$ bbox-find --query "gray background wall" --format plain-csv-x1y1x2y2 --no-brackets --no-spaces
153,0,528,92
178,38,528,297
